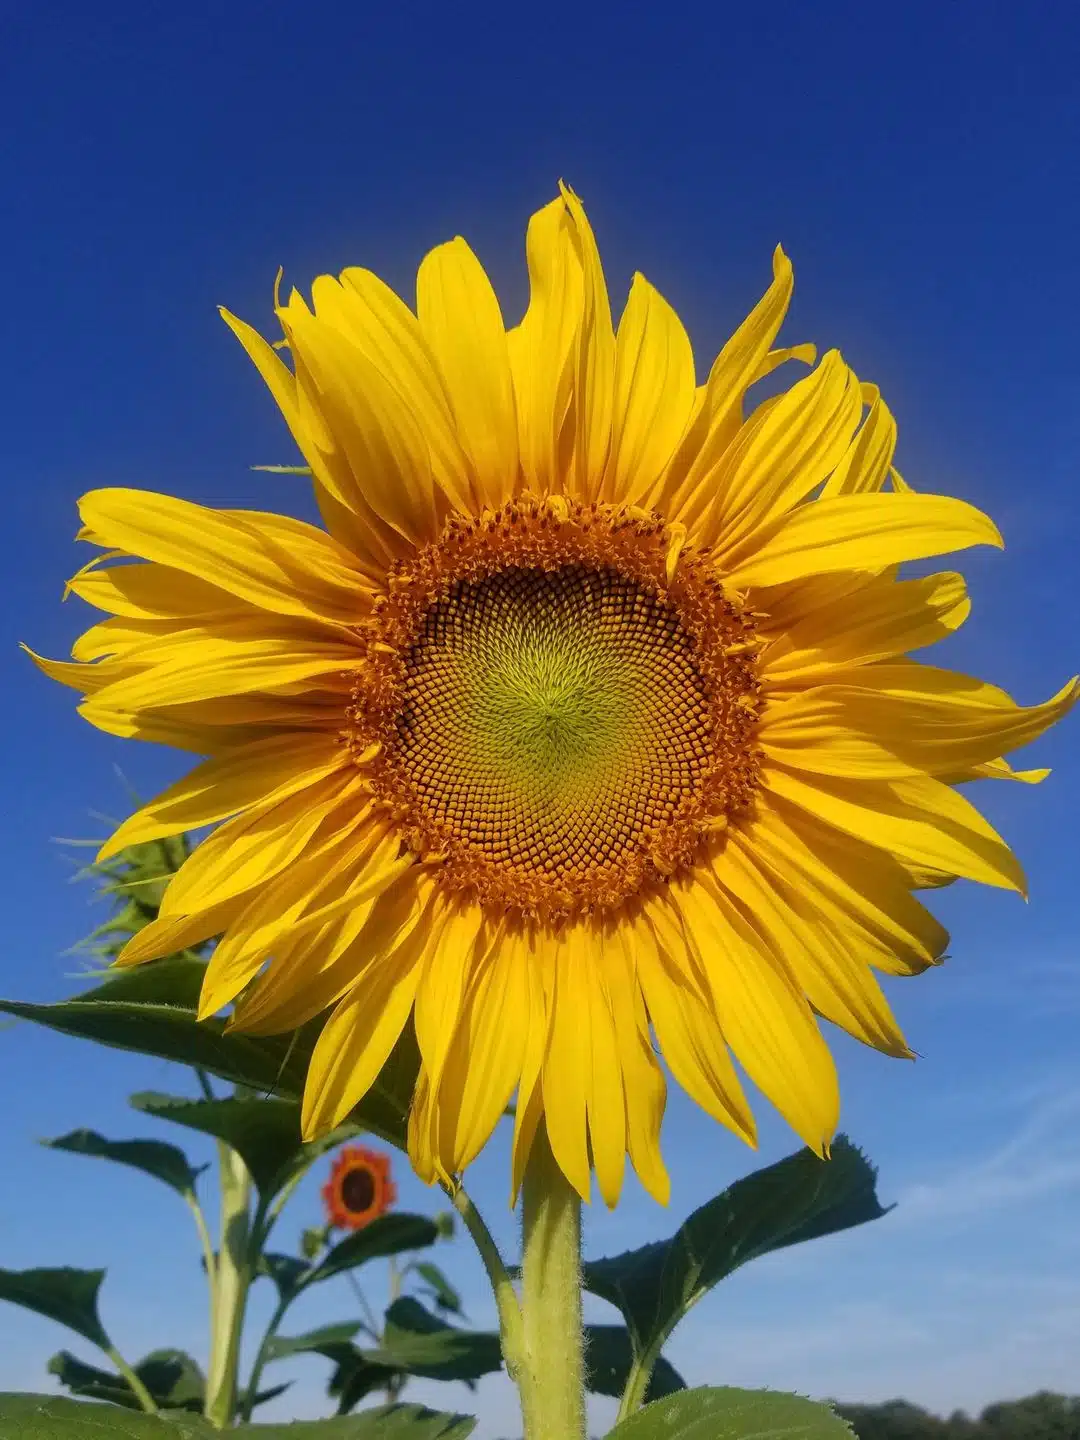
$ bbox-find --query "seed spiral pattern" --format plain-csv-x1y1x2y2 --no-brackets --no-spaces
348,498,763,919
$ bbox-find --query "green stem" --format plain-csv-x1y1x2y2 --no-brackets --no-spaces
204,1142,255,1428
520,1123,585,1440
105,1344,158,1415
443,1178,533,1422
345,1270,381,1339
239,1290,290,1423
615,1336,663,1424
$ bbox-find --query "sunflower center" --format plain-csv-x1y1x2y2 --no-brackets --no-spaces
340,1167,376,1214
348,498,762,920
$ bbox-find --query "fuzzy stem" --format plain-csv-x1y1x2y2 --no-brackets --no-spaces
444,1178,536,1427
520,1123,586,1440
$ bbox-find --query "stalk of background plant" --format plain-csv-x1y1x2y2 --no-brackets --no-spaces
203,1141,254,1428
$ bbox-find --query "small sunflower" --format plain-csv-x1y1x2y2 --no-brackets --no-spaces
323,1144,397,1230
33,188,1075,1206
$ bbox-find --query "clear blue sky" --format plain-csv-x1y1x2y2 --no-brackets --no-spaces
2,2,1078,1430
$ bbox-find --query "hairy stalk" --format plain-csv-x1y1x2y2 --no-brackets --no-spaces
443,1178,537,1430
239,1289,290,1423
520,1124,586,1440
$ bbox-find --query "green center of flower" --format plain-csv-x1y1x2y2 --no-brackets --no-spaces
396,564,714,876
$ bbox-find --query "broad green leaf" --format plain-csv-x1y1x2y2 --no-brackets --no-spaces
0,1395,213,1437
258,1251,310,1303
408,1261,462,1315
583,1136,887,1359
606,1386,855,1439
0,1393,475,1437
265,1321,363,1362
0,967,421,1150
0,1267,111,1349
370,1297,502,1384
327,1348,404,1415
49,1347,206,1412
128,1090,361,1198
42,1128,205,1197
584,1326,685,1403
304,1216,440,1289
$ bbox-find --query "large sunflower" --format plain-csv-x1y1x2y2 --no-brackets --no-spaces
34,189,1074,1207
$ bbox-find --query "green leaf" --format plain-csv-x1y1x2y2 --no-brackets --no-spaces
327,1349,404,1415
257,1251,310,1304
0,1393,475,1437
0,965,421,1150
583,1136,888,1359
0,1267,111,1349
584,1326,685,1402
265,1321,363,1362
49,1347,206,1412
304,1215,440,1289
128,1090,361,1199
409,1261,462,1314
370,1297,502,1384
42,1128,205,1197
0,1395,211,1437
606,1386,855,1439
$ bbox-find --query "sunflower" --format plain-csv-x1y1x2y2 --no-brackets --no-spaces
33,188,1075,1208
323,1144,397,1230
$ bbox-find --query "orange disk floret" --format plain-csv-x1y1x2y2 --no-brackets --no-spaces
322,1144,397,1230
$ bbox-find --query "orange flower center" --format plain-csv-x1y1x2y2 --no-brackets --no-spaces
348,498,763,920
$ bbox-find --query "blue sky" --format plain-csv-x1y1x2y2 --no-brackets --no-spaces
1,1,1078,1430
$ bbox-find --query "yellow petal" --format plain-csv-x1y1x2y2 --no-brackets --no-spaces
224,867,430,1033
820,391,897,498
579,933,627,1207
113,894,248,968
97,731,349,861
433,930,531,1175
562,186,615,501
634,904,756,1143
300,940,425,1139
78,490,374,625
799,670,1079,774
724,492,1003,590
220,306,392,577
764,764,1027,895
279,293,443,545
654,246,795,520
159,771,366,917
674,875,840,1153
416,237,519,507
508,196,583,495
329,267,475,515
605,925,671,1205
707,351,863,551
541,932,593,1201
604,273,696,506
746,799,947,975
761,571,970,684
718,834,912,1058
86,637,357,713
67,562,244,621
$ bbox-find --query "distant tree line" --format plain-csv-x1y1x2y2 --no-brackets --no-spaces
833,1392,1080,1439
